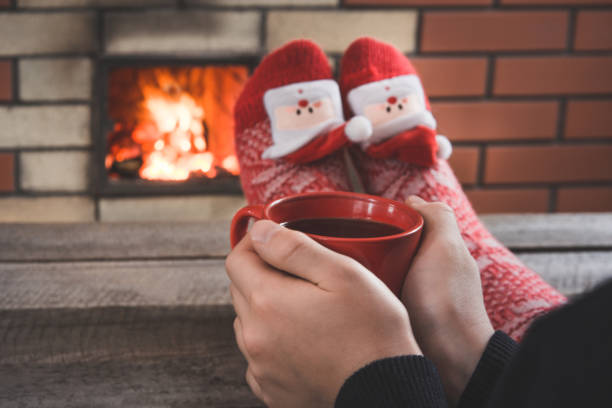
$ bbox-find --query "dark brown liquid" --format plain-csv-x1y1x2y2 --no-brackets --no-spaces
282,217,404,238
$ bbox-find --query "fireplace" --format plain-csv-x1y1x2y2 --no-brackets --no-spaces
96,59,253,196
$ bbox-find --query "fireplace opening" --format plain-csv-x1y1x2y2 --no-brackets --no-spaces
97,60,252,195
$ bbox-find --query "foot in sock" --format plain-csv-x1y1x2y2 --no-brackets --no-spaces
339,37,566,340
233,39,372,205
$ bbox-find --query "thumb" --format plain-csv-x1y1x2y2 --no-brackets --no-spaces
249,220,361,288
406,196,461,238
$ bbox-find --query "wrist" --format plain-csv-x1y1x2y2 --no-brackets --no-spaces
425,318,494,403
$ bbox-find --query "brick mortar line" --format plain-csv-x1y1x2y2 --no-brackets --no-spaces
431,95,612,102
556,98,568,141
415,50,612,56
8,5,612,13
453,139,612,146
10,57,18,102
484,55,495,97
463,185,554,191
11,147,18,194
472,181,612,189
342,4,612,11
260,9,267,53
0,100,92,106
414,8,423,54
3,51,612,60
0,147,93,152
567,8,577,52
9,5,341,13
13,149,21,194
97,9,105,56
549,186,558,212
429,95,612,102
0,191,92,198
0,54,98,60
476,144,486,187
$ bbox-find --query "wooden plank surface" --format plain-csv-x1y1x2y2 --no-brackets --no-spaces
0,221,230,262
1,253,611,311
0,306,262,408
517,251,612,297
0,259,229,310
2,213,612,262
481,213,612,250
2,215,611,407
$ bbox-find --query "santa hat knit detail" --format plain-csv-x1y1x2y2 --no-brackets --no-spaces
339,37,432,116
235,39,332,136
233,39,352,205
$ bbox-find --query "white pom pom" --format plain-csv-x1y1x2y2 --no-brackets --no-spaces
436,134,452,160
345,115,372,143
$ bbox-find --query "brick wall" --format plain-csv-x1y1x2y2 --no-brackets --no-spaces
0,0,611,221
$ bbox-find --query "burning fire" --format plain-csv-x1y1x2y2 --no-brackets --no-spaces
107,66,248,181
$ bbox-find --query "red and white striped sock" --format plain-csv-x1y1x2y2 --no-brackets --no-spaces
234,40,351,205
352,150,566,340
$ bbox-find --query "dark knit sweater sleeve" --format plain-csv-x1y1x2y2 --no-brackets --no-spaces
335,355,448,408
457,331,518,408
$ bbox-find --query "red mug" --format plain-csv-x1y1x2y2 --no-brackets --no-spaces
230,191,423,296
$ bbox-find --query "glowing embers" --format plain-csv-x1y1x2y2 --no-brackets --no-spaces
106,65,247,181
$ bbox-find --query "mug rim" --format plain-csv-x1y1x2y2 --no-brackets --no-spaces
265,191,424,243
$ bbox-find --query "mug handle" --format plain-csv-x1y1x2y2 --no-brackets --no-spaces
230,204,266,248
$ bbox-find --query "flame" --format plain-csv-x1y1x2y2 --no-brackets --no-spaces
107,66,248,181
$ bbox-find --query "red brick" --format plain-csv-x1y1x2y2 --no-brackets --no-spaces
494,57,612,96
421,11,567,52
412,58,487,97
432,101,558,142
466,188,549,213
0,61,11,101
448,147,479,185
565,100,612,139
0,0,10,7
574,11,612,51
484,145,612,183
0,153,14,192
344,0,491,5
502,0,612,4
557,187,612,212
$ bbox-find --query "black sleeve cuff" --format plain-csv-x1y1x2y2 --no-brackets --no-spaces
457,331,518,408
335,355,448,408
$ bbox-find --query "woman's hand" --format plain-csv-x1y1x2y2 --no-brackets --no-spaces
226,220,421,408
402,196,494,404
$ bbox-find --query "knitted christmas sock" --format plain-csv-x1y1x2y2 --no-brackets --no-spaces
340,37,566,341
234,39,370,205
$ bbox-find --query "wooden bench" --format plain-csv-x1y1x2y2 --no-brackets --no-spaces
1,214,612,407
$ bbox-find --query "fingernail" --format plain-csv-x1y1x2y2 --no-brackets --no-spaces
251,221,280,244
407,195,425,206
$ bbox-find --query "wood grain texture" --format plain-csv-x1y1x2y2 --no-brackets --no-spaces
1,216,611,407
0,306,262,407
481,213,612,249
1,252,609,313
517,251,612,297
0,259,229,310
0,221,230,262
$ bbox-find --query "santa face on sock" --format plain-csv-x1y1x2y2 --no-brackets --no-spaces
347,75,436,147
262,79,344,160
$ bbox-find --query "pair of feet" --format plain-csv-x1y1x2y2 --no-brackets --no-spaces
234,37,565,340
